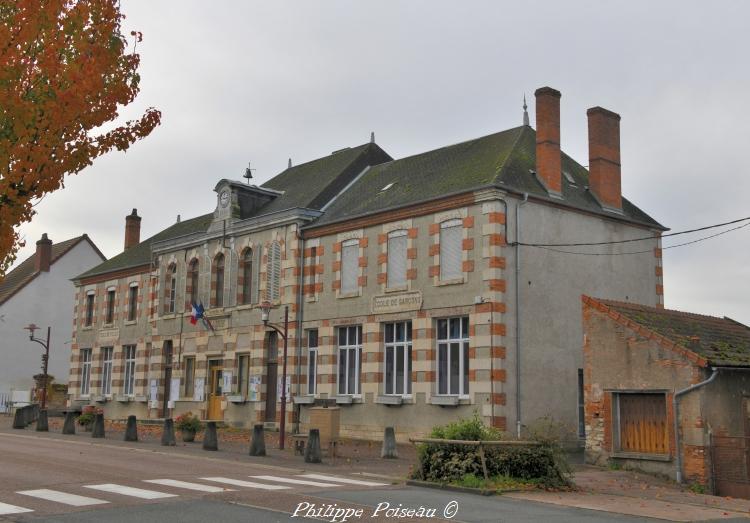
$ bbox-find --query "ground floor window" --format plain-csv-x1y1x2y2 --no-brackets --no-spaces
307,329,318,395
80,348,92,396
615,392,668,455
384,321,412,396
237,354,250,397
337,325,362,395
436,317,469,396
101,347,113,396
123,345,136,396
184,356,195,398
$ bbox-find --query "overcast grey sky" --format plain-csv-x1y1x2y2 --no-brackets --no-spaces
13,0,749,323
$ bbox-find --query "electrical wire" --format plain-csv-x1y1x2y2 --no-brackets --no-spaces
529,221,750,256
511,215,750,247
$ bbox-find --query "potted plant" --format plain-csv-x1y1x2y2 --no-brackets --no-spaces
77,412,95,432
175,411,202,442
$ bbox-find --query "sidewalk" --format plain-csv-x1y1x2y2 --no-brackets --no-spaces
0,415,415,481
506,465,750,521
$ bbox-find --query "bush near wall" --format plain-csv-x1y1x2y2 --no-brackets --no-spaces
414,414,571,489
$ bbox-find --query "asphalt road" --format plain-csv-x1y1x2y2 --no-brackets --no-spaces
0,430,665,523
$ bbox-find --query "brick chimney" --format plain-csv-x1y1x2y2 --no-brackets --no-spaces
535,86,562,195
124,209,141,250
587,107,622,211
35,233,52,272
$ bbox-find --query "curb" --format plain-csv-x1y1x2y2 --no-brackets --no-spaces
406,479,495,496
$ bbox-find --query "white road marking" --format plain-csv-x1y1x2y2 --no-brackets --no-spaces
18,489,109,507
249,475,340,487
0,502,33,515
83,484,178,499
143,479,234,493
200,477,290,490
297,474,389,486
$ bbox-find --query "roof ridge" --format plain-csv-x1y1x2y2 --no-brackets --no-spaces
263,142,372,178
598,297,740,325
582,295,709,367
493,125,529,184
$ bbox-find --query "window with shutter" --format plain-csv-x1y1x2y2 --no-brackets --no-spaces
341,239,359,293
615,393,668,455
267,241,281,301
440,219,463,280
387,230,407,288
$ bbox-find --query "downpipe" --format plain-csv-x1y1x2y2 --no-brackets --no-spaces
674,367,719,484
514,193,528,439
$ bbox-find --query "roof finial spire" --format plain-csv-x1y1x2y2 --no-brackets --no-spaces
523,94,529,126
370,131,375,144
288,158,292,169
243,161,255,184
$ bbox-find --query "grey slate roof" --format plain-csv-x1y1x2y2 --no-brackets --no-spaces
259,142,392,213
75,213,214,280
1,235,105,305
311,125,664,229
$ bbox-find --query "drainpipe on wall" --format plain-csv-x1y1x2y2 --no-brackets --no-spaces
674,367,719,484
294,228,306,434
514,193,528,439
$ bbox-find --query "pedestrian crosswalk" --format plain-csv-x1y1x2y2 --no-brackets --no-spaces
0,473,391,515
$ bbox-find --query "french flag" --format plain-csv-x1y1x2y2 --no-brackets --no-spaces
190,302,214,331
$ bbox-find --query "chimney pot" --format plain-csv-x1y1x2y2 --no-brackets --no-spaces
35,233,52,272
534,86,562,195
587,106,622,210
124,209,142,250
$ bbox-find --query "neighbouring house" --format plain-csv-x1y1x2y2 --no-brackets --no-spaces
0,234,105,403
582,296,750,495
68,87,665,443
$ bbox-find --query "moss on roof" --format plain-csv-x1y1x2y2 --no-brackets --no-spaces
75,213,214,280
601,299,750,367
313,125,664,229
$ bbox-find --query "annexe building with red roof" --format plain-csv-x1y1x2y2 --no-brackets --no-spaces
583,296,750,495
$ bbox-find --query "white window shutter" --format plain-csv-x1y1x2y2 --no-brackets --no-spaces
387,233,407,287
341,242,358,293
440,224,462,279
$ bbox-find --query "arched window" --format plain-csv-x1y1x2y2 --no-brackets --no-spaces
164,263,177,314
240,248,253,305
212,253,225,308
266,241,281,301
187,258,199,309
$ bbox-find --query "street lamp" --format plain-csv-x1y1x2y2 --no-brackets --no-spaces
24,323,51,410
260,301,289,450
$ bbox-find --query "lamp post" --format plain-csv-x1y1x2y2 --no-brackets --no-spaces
260,301,289,450
24,324,50,410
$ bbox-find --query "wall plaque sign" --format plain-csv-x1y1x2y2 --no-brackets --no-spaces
371,291,423,314
98,328,120,341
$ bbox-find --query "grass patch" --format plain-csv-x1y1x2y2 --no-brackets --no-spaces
452,473,539,492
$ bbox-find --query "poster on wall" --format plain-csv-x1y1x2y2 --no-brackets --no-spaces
249,376,260,401
194,377,205,402
222,371,232,394
277,376,291,402
170,378,180,403
149,379,158,402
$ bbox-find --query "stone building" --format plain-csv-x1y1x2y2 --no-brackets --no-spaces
68,87,664,442
582,296,750,494
0,234,105,401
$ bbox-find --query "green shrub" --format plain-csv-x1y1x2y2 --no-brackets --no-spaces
77,412,94,427
416,414,571,489
174,412,202,432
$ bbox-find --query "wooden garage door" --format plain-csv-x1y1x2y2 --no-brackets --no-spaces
619,393,668,454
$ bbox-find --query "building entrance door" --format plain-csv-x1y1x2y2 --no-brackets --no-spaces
207,360,223,420
265,332,278,422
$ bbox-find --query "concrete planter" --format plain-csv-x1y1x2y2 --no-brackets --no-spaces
181,429,196,443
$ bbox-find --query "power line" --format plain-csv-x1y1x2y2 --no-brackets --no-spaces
511,215,750,247
529,221,750,256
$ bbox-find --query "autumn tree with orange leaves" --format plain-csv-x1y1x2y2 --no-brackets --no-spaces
0,0,161,278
